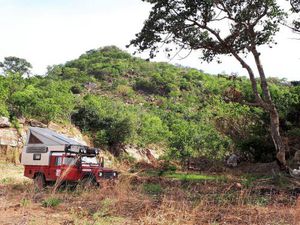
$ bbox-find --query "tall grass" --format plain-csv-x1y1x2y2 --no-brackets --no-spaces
0,161,297,225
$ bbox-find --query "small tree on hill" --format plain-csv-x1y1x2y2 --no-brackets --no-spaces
129,0,288,168
0,56,32,76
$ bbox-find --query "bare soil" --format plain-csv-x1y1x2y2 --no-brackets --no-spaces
0,162,299,225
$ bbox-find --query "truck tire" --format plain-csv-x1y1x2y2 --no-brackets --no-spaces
34,174,46,191
79,176,97,189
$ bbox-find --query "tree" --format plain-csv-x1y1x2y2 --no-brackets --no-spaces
129,0,288,168
290,0,300,33
0,56,32,76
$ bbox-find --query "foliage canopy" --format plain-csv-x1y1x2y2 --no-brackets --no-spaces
0,46,299,162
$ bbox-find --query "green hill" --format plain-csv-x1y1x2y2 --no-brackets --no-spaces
1,46,299,163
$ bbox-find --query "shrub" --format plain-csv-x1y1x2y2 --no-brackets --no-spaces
0,101,9,117
115,84,134,97
70,85,82,94
287,128,300,137
143,183,163,195
134,78,157,94
42,198,62,208
106,117,134,147
62,67,81,78
138,114,170,146
20,198,31,207
72,106,101,131
158,160,177,174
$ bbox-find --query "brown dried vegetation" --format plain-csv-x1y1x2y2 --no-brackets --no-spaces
0,163,299,225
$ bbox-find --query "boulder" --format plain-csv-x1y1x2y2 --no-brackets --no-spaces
293,150,300,164
17,117,26,124
28,119,47,128
291,168,300,176
226,153,238,167
124,144,161,164
0,117,10,128
84,82,97,91
0,128,20,146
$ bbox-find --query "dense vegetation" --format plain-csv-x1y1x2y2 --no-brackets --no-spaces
0,46,299,163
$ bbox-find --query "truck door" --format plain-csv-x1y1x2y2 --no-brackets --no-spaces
48,154,62,181
61,155,81,181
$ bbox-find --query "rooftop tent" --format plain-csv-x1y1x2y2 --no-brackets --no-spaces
27,127,83,146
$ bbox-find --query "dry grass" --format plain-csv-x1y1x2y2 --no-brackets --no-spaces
0,162,299,225
0,161,28,184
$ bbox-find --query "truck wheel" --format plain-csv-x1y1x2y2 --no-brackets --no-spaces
34,174,46,191
79,176,97,190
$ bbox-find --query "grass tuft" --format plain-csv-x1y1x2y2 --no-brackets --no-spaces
143,183,163,195
165,172,226,182
41,197,62,208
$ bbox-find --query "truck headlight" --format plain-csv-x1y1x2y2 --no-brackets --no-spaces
99,172,103,177
113,172,117,177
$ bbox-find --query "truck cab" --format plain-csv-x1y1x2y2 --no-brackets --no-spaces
21,127,118,189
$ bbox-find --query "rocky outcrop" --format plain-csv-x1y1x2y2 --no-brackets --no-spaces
124,144,162,164
0,128,26,164
0,128,26,147
226,154,239,167
47,122,89,146
0,121,90,163
28,119,47,128
0,119,162,165
0,117,10,128
294,150,300,164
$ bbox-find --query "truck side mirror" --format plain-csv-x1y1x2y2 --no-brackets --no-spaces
100,157,104,168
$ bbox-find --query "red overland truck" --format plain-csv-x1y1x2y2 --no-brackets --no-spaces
21,127,118,189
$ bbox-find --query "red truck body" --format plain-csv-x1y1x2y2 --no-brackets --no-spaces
24,154,117,183
21,127,117,188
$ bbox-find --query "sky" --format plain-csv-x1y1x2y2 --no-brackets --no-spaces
0,0,299,80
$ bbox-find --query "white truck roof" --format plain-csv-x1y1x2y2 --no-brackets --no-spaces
27,127,83,146
21,127,84,166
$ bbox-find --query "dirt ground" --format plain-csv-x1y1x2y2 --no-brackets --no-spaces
0,162,299,225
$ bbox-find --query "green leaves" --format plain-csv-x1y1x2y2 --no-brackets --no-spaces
8,79,75,122
130,0,286,61
0,56,32,76
138,114,170,145
0,46,299,164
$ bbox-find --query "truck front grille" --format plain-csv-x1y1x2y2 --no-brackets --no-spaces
102,172,116,179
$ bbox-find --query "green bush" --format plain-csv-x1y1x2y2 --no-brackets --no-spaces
143,183,163,195
287,128,300,137
115,84,134,97
72,96,135,153
41,198,61,208
70,85,82,94
134,78,157,94
138,114,170,146
1,47,299,165
0,101,9,117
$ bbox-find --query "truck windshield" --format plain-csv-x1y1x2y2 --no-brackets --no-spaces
63,157,77,165
81,156,98,164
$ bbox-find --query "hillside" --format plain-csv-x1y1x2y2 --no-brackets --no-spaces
1,46,300,225
0,46,300,165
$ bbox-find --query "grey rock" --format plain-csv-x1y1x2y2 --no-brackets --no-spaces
294,150,300,162
17,117,26,124
0,117,10,128
28,119,47,128
226,154,238,167
84,82,97,91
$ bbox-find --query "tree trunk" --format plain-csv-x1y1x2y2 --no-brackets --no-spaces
269,105,287,168
252,48,287,168
232,48,287,169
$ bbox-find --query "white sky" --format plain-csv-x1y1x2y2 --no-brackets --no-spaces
0,0,299,80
